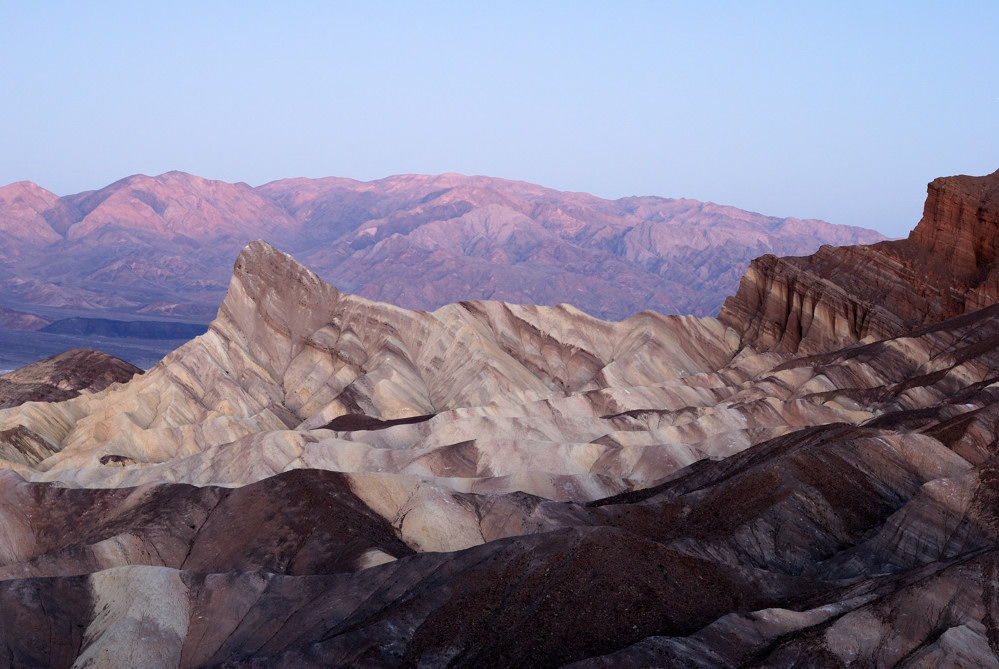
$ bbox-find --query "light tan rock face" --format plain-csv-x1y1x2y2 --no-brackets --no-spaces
721,168,999,354
0,240,993,544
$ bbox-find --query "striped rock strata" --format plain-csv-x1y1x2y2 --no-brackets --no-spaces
2,227,999,665
720,168,999,353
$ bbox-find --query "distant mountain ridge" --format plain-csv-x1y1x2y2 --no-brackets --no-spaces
39,317,208,340
0,171,884,331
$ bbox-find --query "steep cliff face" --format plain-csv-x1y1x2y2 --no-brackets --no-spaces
911,171,999,277
720,168,999,353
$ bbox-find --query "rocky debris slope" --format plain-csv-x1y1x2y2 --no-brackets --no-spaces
720,168,999,353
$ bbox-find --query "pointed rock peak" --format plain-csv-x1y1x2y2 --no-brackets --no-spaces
0,180,60,202
219,240,342,350
232,240,329,290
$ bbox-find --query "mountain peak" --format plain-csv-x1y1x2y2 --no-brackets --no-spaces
214,240,343,376
0,180,70,243
63,172,299,242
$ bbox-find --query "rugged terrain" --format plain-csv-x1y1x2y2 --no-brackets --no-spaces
720,168,999,354
0,171,882,368
0,170,994,667
0,349,141,409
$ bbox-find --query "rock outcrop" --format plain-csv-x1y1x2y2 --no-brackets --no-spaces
720,168,999,353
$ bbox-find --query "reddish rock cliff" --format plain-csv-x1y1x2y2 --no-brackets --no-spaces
910,169,999,309
720,168,999,353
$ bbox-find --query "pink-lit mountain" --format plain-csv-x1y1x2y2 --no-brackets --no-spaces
0,171,884,328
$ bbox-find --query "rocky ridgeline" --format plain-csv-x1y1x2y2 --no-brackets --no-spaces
0,349,140,409
720,169,999,353
0,171,998,666
0,171,884,325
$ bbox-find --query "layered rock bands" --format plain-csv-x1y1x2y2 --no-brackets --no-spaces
0,170,998,667
721,169,999,353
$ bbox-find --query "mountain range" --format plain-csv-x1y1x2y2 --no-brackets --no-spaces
0,168,995,666
0,171,883,368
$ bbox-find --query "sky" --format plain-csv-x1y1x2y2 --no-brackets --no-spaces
1,1,996,238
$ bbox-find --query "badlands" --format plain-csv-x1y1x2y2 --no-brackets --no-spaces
0,170,998,667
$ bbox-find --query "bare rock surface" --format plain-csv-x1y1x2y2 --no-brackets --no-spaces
0,348,141,409
721,168,999,353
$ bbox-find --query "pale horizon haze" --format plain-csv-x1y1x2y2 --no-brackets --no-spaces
2,1,997,238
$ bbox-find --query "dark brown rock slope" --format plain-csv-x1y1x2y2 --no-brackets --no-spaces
720,168,999,353
0,348,141,409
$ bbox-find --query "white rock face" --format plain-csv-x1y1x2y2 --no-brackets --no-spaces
74,566,190,669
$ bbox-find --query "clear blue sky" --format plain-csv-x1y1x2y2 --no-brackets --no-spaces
2,1,996,237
